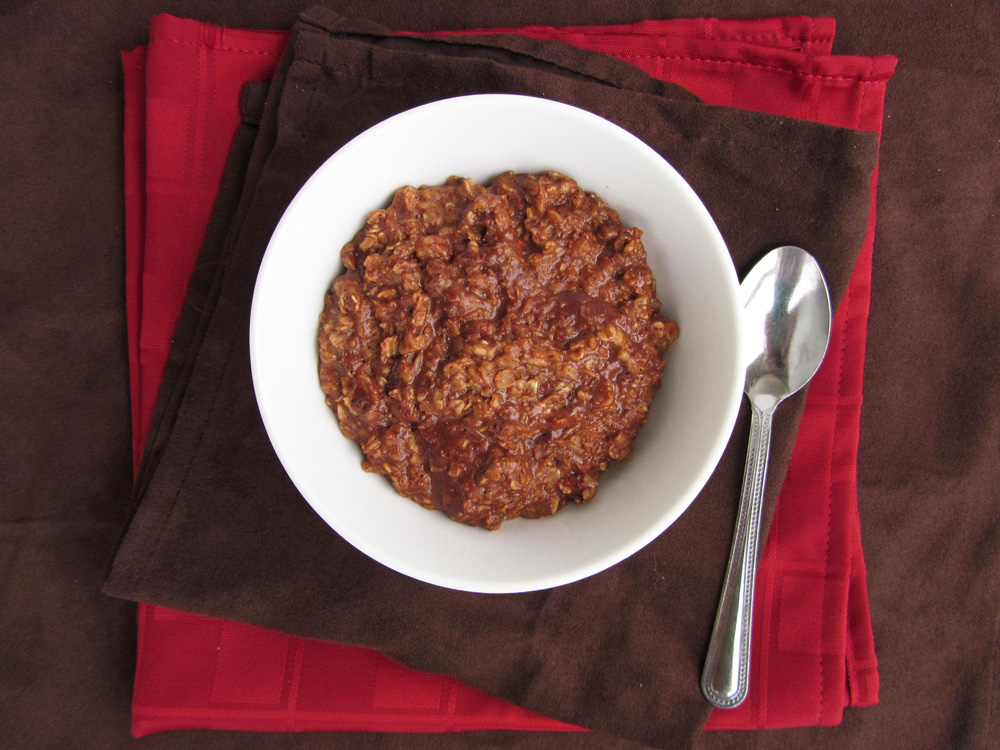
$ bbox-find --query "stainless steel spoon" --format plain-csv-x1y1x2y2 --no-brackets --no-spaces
701,246,832,709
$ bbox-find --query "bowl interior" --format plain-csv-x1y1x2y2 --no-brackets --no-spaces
250,94,742,593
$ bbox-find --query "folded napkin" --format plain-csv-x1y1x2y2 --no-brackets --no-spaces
111,9,892,744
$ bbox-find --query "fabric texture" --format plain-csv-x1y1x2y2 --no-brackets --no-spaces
120,13,892,738
108,8,891,744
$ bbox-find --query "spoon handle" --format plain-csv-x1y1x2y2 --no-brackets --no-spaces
701,401,775,708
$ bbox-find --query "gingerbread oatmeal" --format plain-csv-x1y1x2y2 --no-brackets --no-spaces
318,172,679,530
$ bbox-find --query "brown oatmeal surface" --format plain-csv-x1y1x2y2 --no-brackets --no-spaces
319,172,678,529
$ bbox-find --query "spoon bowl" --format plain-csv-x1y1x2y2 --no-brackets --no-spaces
743,247,833,407
701,245,831,709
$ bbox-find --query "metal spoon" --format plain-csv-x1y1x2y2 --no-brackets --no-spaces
701,246,832,709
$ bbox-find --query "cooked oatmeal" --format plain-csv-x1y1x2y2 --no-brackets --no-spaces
318,172,678,529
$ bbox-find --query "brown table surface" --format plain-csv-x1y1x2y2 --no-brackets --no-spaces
2,1,997,749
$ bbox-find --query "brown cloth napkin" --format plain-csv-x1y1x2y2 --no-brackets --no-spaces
104,8,877,747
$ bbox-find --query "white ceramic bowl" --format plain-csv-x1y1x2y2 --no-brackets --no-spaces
250,94,742,593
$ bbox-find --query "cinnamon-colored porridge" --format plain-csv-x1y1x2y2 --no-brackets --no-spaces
319,172,678,529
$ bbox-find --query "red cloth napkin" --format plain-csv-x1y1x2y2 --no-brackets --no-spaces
123,13,892,737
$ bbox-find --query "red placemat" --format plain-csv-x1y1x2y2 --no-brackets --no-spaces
123,13,893,736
